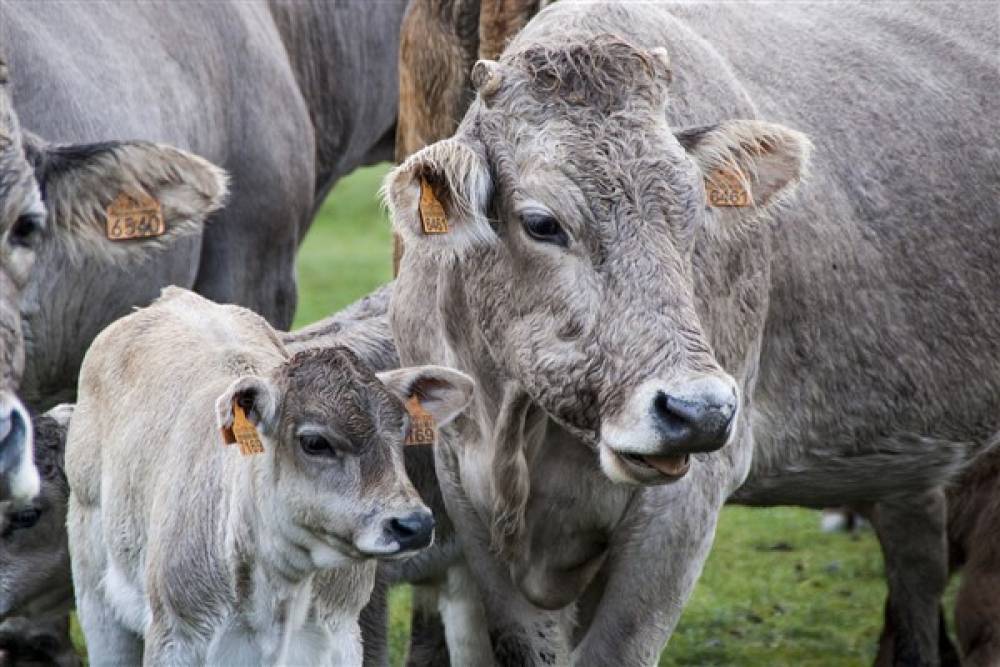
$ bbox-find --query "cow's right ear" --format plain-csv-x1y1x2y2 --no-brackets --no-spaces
383,137,494,254
215,376,279,437
23,136,227,258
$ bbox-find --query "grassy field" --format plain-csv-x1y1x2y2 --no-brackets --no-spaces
71,165,945,665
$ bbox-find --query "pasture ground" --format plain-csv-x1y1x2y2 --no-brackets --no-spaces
70,165,956,665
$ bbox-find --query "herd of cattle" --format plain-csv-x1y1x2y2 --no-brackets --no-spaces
0,1,998,665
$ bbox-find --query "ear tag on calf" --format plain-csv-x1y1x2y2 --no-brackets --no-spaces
222,401,265,456
706,168,753,208
106,191,166,241
418,178,449,235
404,395,436,446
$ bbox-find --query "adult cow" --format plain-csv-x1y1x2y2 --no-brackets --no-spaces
385,2,1000,665
1,1,410,410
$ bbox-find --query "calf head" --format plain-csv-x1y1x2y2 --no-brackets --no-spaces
0,405,73,620
387,36,810,488
215,347,473,572
0,57,227,410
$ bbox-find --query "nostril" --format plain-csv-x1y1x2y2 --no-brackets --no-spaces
387,511,435,551
389,517,417,538
653,391,697,432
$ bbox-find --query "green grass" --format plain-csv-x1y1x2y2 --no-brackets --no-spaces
72,165,955,665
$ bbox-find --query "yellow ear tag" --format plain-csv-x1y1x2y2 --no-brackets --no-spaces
222,401,265,456
418,178,449,235
106,191,166,240
404,395,436,446
706,168,753,208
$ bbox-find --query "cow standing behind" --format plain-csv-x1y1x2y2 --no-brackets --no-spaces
65,288,473,664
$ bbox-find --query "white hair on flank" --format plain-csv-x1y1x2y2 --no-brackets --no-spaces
382,137,496,255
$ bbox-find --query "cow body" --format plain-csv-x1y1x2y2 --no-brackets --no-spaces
0,0,408,409
386,2,999,664
65,288,472,664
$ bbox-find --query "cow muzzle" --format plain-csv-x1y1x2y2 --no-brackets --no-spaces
0,392,39,503
599,374,738,485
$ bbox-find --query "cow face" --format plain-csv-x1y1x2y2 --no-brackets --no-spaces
387,37,810,486
0,59,227,410
0,405,73,619
215,348,473,570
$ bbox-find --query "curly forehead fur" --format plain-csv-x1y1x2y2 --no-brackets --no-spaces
277,346,402,435
498,34,670,113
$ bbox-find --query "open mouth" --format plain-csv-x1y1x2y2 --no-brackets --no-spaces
617,451,691,479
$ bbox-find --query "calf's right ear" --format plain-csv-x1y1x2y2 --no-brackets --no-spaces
383,137,494,255
215,376,279,437
377,366,475,428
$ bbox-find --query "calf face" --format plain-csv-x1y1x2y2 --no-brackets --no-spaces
215,347,473,567
0,405,73,620
0,57,227,410
388,36,809,486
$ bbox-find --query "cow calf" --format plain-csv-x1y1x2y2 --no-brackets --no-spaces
65,287,473,665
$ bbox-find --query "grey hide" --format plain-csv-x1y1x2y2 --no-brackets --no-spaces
0,0,409,410
385,2,1000,665
65,287,473,664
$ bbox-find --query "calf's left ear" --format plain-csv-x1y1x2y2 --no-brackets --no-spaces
676,120,812,210
378,366,475,428
24,136,227,255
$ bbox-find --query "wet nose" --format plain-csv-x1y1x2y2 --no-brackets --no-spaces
384,510,435,552
0,392,36,502
651,376,737,453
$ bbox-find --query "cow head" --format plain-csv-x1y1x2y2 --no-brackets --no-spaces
387,37,810,489
0,58,227,410
215,347,473,571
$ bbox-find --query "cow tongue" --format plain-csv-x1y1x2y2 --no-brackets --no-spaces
641,454,690,476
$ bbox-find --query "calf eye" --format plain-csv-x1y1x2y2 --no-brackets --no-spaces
299,434,337,458
8,214,44,248
8,507,41,531
520,212,568,247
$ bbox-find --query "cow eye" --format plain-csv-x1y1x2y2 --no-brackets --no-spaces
520,212,568,247
299,434,337,458
7,507,41,531
8,214,44,248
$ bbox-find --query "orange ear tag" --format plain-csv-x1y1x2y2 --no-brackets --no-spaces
404,395,436,446
706,168,753,208
106,191,166,240
221,401,265,456
418,178,449,235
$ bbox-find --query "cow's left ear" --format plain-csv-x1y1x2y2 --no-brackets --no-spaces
24,136,227,256
676,120,812,210
378,365,475,428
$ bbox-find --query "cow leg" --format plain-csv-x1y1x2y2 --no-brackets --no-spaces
437,566,495,666
955,553,1000,666
571,483,725,667
68,501,142,666
869,489,949,667
406,584,450,667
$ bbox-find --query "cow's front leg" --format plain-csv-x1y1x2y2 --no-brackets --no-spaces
868,489,950,667
435,445,571,667
572,478,725,667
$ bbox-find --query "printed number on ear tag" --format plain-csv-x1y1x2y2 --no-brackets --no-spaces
221,401,264,456
418,178,449,235
404,395,436,446
106,191,166,241
706,169,753,208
